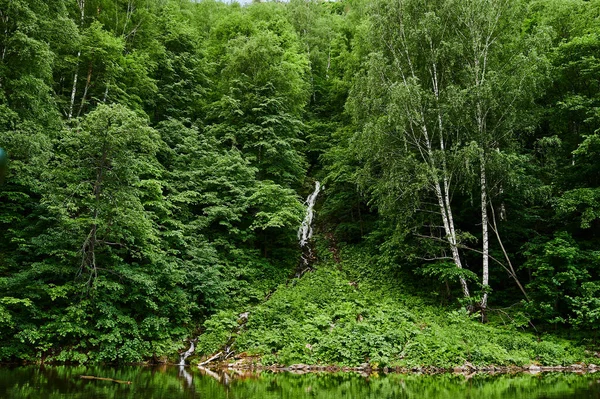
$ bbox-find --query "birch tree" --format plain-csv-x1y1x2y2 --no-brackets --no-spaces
350,0,473,300
63,0,160,118
449,0,548,311
350,0,546,307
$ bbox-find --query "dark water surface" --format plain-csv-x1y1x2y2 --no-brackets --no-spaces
0,365,599,399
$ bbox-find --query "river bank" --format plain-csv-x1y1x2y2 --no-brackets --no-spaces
216,361,599,375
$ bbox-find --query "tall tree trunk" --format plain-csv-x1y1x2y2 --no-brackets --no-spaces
429,52,472,300
1,11,8,62
69,0,86,120
434,178,471,299
480,151,489,310
423,124,471,299
77,62,93,117
68,51,81,120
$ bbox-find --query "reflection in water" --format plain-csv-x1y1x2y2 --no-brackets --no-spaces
178,366,193,388
0,365,598,399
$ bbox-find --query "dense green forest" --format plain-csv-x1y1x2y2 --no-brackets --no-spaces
0,0,599,365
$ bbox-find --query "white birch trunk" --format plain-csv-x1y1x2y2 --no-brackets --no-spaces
68,50,81,120
434,178,471,298
423,125,471,299
77,63,93,117
1,11,8,62
387,7,472,301
429,53,471,300
480,151,489,310
69,0,85,120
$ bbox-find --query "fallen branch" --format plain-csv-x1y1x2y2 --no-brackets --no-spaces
198,351,222,367
80,375,131,384
488,199,530,301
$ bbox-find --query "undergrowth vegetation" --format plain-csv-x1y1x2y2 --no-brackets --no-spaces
198,248,592,368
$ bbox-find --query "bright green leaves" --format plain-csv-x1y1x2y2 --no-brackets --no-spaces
515,3,600,330
149,1,209,122
248,181,304,230
0,297,32,329
231,258,589,368
206,6,309,188
156,115,301,315
44,104,160,271
220,30,307,110
0,0,313,363
195,4,310,301
549,33,600,151
0,0,65,126
1,0,600,363
0,104,185,362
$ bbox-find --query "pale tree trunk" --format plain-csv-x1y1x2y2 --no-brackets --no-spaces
68,50,81,120
1,10,8,62
434,178,471,298
423,124,471,299
440,146,470,298
439,131,469,298
498,148,507,221
473,51,491,312
480,151,489,310
0,10,8,90
460,0,500,311
430,53,471,299
69,0,86,120
77,62,93,117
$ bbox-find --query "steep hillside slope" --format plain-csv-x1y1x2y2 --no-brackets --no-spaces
197,252,593,369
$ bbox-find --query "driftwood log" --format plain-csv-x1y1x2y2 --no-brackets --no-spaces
198,351,223,367
80,375,132,384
